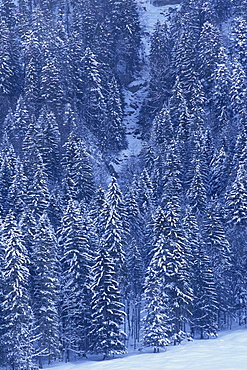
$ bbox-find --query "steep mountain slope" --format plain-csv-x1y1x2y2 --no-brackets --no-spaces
112,0,180,173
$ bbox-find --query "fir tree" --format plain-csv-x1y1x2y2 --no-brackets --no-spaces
80,48,107,139
0,140,17,217
212,51,231,138
25,152,50,218
147,22,173,117
173,26,198,107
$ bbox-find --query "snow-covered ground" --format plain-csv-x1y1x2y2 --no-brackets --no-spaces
112,0,179,172
48,329,247,370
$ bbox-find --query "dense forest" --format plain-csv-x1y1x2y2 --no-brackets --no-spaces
1,0,247,367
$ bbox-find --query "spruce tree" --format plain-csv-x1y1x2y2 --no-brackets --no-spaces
89,248,126,359
225,162,247,321
126,241,144,348
40,45,64,114
36,106,61,182
230,61,247,131
184,208,219,339
186,159,207,217
203,201,234,327
231,17,247,74
212,51,231,137
197,21,222,92
59,200,92,361
99,176,126,276
142,231,171,352
1,211,35,369
32,213,61,367
0,141,17,217
62,132,95,203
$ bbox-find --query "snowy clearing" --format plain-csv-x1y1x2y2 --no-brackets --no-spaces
48,329,247,370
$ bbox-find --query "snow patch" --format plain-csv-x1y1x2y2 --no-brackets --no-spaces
46,329,247,370
112,0,180,173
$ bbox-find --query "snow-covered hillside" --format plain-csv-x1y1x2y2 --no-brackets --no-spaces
47,329,247,370
112,0,180,172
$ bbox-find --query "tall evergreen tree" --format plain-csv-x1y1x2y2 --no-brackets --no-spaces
231,17,247,74
225,161,247,321
186,158,207,217
197,21,222,92
142,234,170,352
32,213,61,367
1,211,35,369
36,106,61,182
147,22,173,118
99,176,126,277
40,44,65,114
59,200,92,361
144,202,193,344
89,248,126,359
183,208,219,339
62,132,95,203
126,241,144,348
203,201,234,327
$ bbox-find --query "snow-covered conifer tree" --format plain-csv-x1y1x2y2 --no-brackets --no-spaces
99,176,126,277
89,248,126,359
62,132,95,203
142,230,171,352
184,208,219,339
59,200,92,361
32,213,60,367
1,211,35,368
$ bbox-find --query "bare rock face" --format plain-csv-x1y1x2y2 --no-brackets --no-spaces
150,0,180,6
